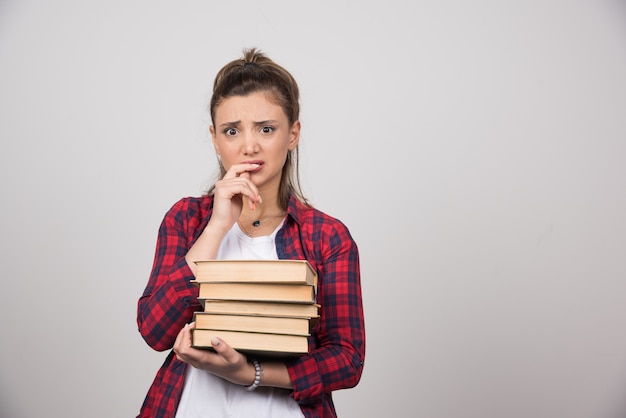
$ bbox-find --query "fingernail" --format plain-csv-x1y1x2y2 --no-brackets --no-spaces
211,337,221,346
257,195,263,203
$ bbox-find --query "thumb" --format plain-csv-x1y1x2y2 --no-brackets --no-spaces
210,336,240,363
211,335,243,364
211,336,225,351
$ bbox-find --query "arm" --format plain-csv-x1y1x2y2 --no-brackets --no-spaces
173,323,296,389
137,198,202,351
288,221,366,402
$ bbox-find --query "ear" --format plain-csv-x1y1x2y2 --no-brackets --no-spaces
288,120,301,151
210,125,220,155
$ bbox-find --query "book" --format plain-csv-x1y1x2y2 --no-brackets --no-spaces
193,312,315,335
191,260,320,356
201,299,320,318
191,328,309,356
193,259,317,287
196,282,316,304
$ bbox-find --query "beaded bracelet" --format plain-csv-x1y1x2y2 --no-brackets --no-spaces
244,360,263,391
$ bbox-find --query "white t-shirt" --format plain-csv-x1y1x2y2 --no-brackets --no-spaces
174,220,304,418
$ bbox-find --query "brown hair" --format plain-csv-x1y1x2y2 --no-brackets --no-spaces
207,48,308,208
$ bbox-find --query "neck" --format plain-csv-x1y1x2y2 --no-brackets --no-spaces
241,195,284,221
237,205,286,237
240,211,286,225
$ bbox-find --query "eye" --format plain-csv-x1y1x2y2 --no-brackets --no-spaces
223,127,238,136
260,126,274,134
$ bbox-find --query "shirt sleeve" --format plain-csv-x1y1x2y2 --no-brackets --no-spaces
137,198,202,352
287,219,366,404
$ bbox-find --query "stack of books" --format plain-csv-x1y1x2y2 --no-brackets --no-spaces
191,259,320,357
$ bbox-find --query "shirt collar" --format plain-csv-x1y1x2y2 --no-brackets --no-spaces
286,194,310,226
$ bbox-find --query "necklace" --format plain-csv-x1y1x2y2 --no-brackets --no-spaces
251,215,283,227
238,215,285,237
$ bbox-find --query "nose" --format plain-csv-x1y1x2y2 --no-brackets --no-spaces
242,130,259,155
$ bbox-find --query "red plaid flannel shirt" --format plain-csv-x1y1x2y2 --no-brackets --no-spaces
137,195,365,417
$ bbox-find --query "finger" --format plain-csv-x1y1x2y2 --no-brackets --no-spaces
211,336,224,351
214,183,259,212
215,177,260,211
182,323,195,348
175,323,188,343
235,172,255,210
236,172,263,210
210,336,242,363
173,323,189,360
175,324,204,365
222,163,261,180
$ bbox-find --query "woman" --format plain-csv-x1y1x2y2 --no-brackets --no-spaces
137,48,365,418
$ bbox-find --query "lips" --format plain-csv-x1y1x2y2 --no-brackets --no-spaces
243,160,264,172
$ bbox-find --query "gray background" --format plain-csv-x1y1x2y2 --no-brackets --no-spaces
2,1,626,417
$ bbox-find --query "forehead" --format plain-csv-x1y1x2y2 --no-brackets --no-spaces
214,92,287,123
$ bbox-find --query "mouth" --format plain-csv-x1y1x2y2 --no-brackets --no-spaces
244,160,264,173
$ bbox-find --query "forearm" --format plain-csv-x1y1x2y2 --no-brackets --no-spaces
288,333,364,400
228,360,293,390
138,258,200,351
184,221,231,275
257,361,293,390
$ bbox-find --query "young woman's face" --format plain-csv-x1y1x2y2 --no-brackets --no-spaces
210,91,300,191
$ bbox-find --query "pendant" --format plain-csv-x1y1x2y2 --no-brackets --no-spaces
252,220,260,227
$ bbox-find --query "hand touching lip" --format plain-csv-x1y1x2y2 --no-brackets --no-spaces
241,160,264,173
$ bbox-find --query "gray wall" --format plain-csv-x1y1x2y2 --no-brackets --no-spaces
1,1,626,417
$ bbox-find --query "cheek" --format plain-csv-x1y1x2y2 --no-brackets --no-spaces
270,144,291,161
213,146,237,167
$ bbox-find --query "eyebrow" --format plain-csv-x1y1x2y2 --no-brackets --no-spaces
218,120,241,129
218,120,279,129
254,119,279,126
